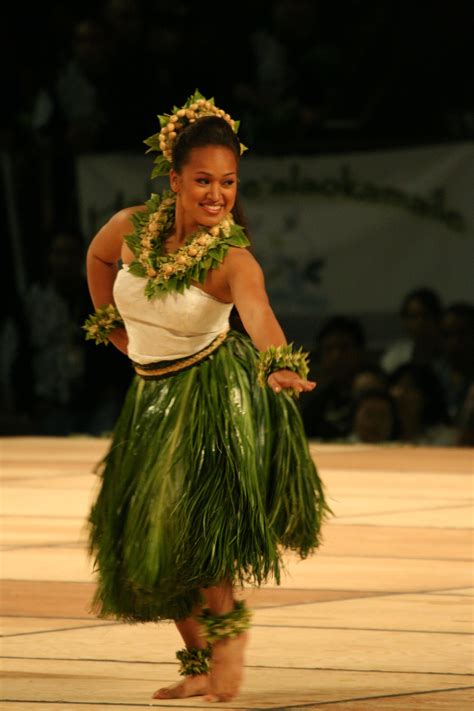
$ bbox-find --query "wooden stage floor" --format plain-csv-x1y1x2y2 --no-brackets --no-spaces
1,437,473,710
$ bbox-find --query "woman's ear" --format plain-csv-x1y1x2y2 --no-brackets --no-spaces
169,169,179,193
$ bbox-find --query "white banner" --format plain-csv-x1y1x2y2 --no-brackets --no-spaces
77,143,474,348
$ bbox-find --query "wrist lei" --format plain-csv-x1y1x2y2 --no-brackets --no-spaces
257,344,310,396
82,304,124,345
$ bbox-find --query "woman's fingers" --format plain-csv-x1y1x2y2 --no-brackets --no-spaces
267,372,317,394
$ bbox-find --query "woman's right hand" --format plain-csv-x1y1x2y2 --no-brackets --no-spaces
108,327,129,355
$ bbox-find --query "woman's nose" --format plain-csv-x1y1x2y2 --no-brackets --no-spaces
208,183,221,202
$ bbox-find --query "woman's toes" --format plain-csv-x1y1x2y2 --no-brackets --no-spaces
152,674,209,699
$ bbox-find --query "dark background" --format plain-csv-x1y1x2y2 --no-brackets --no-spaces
2,0,473,439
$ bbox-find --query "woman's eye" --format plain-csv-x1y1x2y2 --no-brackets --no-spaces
197,178,209,185
223,180,235,187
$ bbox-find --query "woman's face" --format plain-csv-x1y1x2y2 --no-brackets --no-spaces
170,146,238,233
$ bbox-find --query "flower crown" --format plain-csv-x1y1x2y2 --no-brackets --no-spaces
144,89,247,178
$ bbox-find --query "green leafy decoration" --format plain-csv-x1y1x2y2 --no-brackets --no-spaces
198,600,252,644
176,646,211,677
257,344,310,397
82,304,124,345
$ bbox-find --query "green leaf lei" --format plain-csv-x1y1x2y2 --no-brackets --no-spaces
197,600,252,644
124,190,250,299
257,343,310,397
176,646,211,677
82,304,124,345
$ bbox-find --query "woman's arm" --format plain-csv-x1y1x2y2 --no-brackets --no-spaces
226,249,316,394
86,207,141,355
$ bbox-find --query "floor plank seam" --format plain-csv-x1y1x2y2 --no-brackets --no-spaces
2,656,473,677
273,684,474,709
4,545,473,563
335,502,473,518
1,622,123,638
0,701,215,709
328,523,474,529
3,623,472,639
254,624,473,636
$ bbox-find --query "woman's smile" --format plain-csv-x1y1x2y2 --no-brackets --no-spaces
200,202,224,216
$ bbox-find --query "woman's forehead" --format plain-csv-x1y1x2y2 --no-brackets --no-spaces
184,145,238,172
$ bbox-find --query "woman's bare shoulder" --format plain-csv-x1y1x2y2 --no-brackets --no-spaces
225,246,262,272
109,204,146,228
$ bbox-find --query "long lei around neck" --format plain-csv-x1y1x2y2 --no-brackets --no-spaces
124,191,250,299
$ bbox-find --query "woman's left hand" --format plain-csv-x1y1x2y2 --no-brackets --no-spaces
267,369,317,395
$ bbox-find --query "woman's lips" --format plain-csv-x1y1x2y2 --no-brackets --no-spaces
200,203,223,215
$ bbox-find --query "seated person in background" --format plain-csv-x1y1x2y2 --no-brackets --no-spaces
22,229,131,435
302,315,367,440
436,302,474,426
346,388,398,444
388,363,457,446
455,383,474,447
352,364,388,398
381,287,443,374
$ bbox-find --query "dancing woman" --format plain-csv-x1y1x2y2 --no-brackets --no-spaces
84,90,329,703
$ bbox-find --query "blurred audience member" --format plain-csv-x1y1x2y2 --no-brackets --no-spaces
455,383,474,447
346,388,398,444
381,287,443,374
100,0,154,149
54,16,113,227
232,0,328,149
302,315,367,440
55,18,110,154
437,302,474,425
352,364,388,398
22,230,131,435
388,363,456,446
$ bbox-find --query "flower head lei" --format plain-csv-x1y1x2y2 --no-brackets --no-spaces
143,88,247,178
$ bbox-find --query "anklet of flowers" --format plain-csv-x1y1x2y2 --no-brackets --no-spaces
82,304,124,345
197,600,252,644
176,646,211,677
257,343,310,396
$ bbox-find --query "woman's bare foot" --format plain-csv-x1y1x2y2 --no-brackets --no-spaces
152,673,209,699
205,631,248,703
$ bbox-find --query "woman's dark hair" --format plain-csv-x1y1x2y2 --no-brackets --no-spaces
171,115,249,236
400,287,443,321
172,115,241,171
388,362,450,426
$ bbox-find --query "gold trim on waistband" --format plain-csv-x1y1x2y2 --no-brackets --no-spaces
133,329,229,378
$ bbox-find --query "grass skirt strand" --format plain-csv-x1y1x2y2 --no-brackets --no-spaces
87,331,329,622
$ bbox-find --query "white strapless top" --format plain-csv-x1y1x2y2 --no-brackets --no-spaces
113,265,234,364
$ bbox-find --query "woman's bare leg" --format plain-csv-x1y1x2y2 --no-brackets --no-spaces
152,607,210,700
202,581,249,703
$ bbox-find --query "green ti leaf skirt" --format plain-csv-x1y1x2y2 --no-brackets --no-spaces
87,330,329,622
